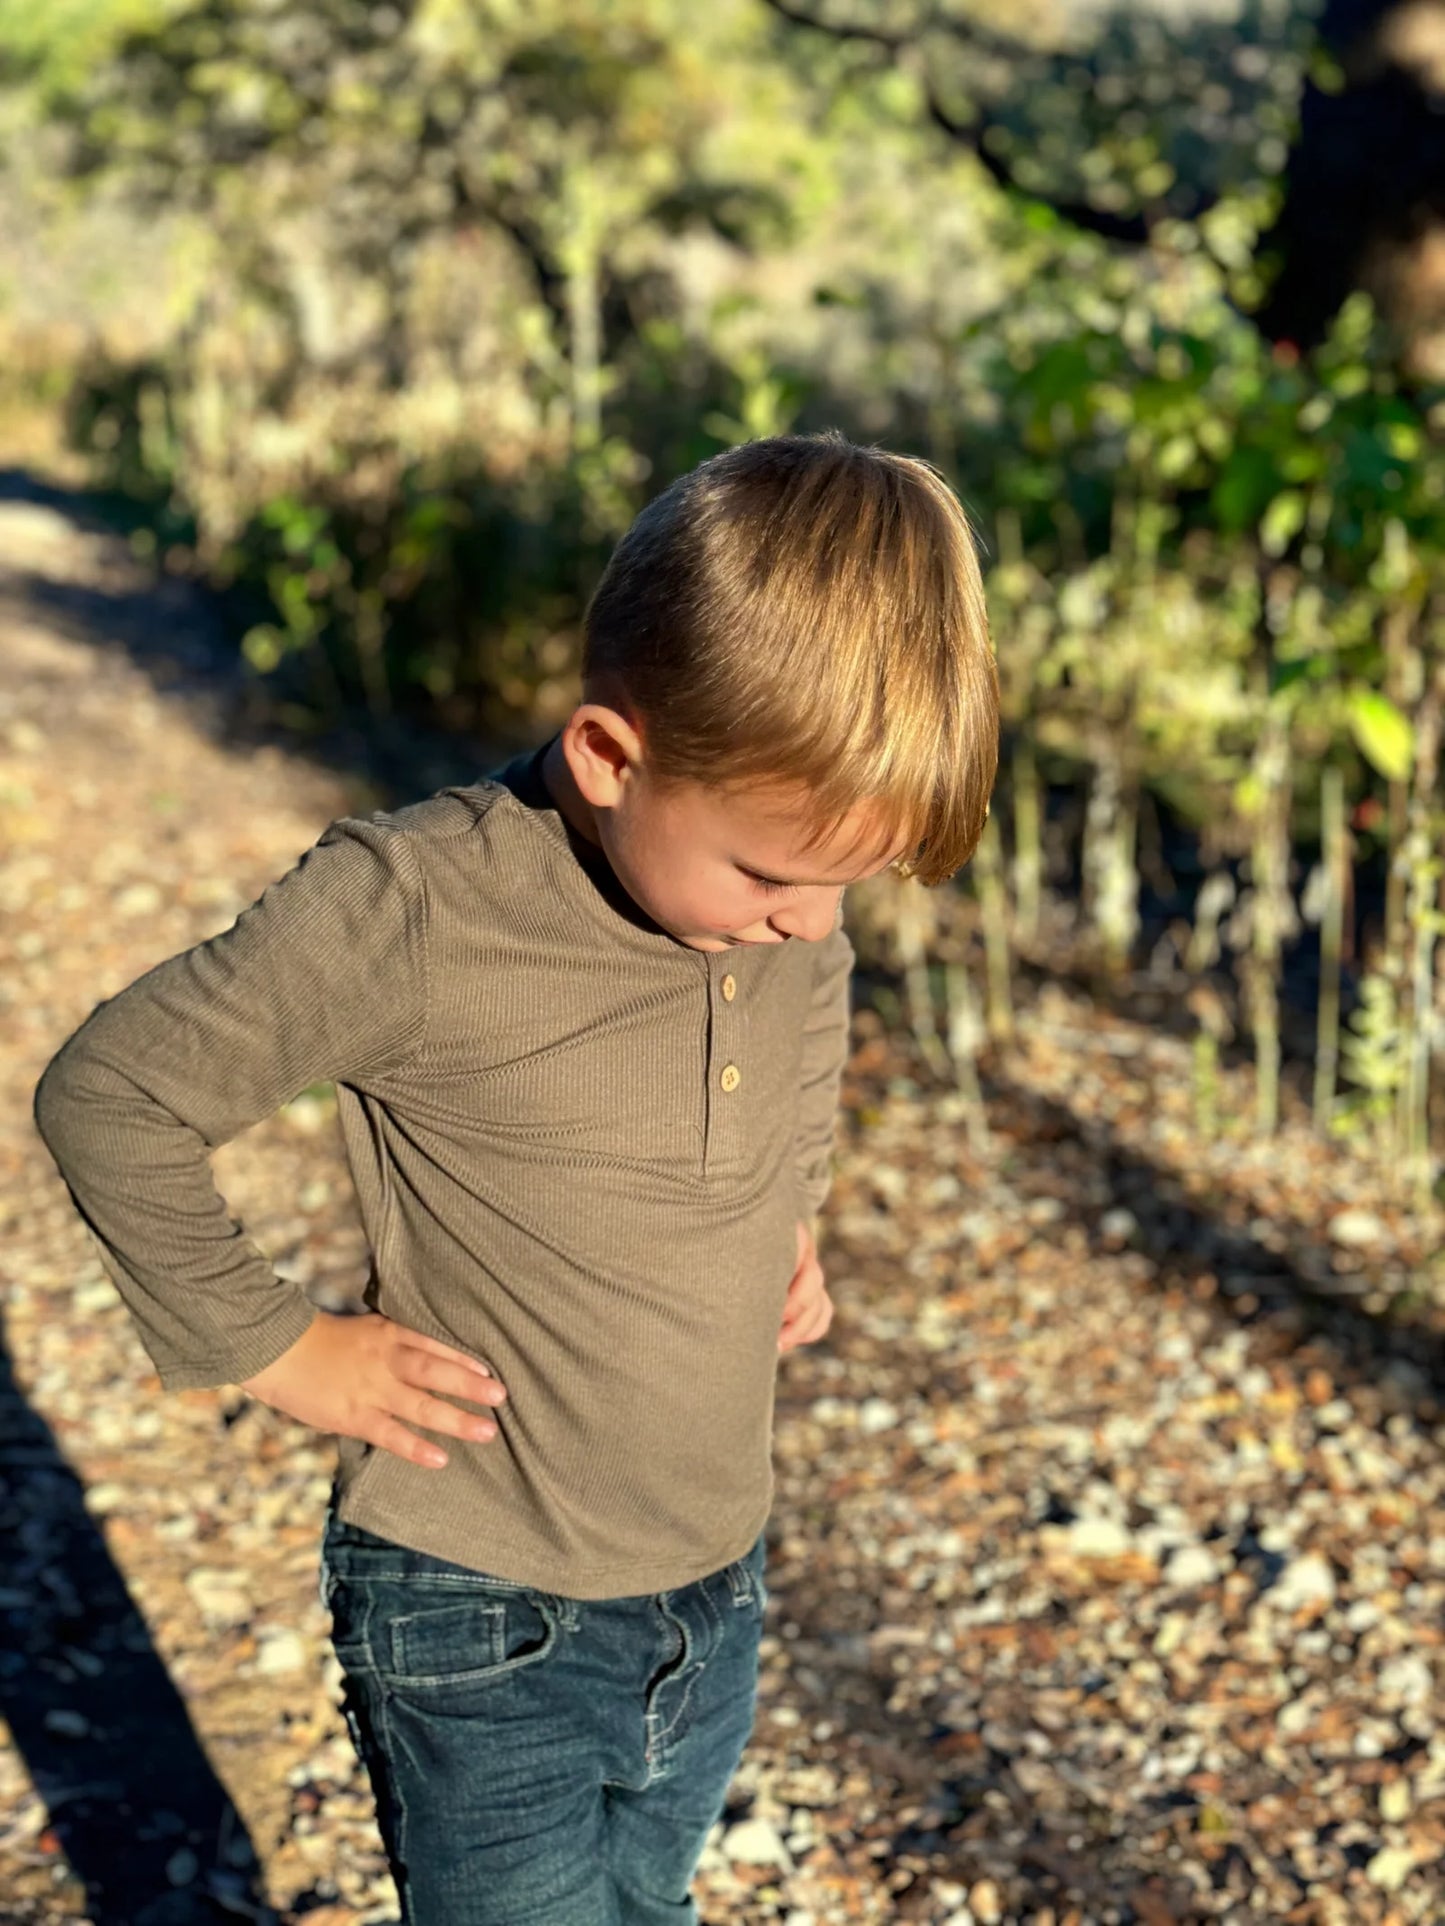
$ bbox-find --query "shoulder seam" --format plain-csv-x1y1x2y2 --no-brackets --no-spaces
385,826,432,1075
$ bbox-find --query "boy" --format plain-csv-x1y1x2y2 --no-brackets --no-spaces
33,431,999,1924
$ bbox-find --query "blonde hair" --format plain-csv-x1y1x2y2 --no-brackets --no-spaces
582,431,999,886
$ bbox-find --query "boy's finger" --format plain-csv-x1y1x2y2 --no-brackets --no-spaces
404,1353,507,1405
400,1328,495,1376
400,1388,499,1442
369,1413,449,1469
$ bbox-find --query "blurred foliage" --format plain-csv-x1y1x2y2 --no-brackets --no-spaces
4,0,1445,1186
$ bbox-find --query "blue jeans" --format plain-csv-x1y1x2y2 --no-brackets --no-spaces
318,1508,769,1925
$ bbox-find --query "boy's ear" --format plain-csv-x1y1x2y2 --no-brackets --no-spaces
564,703,646,810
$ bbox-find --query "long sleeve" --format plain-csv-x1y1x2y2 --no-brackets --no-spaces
792,917,856,1228
32,816,430,1391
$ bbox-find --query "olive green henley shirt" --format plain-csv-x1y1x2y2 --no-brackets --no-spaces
32,736,856,1598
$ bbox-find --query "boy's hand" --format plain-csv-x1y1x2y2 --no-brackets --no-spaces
778,1218,834,1353
239,1309,506,1469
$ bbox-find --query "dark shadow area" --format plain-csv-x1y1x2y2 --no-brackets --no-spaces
985,1067,1439,1409
0,1325,274,1924
0,468,519,813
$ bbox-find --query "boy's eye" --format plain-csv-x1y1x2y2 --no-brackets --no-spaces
744,871,793,896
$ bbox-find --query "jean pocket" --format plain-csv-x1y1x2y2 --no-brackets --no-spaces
381,1584,561,1693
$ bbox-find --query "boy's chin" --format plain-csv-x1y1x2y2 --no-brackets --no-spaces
673,930,767,952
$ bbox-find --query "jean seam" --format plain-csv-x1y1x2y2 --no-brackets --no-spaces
376,1687,409,1898
651,1579,722,1759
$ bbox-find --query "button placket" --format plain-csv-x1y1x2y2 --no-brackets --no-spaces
703,953,745,1173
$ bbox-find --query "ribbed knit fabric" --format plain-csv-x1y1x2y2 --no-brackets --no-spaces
32,735,856,1598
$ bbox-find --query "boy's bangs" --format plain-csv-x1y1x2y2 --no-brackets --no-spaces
716,695,993,891
583,432,1000,886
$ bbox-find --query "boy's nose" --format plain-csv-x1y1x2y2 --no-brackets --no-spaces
769,889,843,942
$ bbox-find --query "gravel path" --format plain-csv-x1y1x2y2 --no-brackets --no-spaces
3,495,1444,1926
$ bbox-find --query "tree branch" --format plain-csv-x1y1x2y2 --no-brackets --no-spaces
763,0,1220,246
757,0,907,55
924,91,1155,244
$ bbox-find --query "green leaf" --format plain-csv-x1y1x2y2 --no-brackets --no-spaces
1347,688,1414,782
1260,489,1306,557
1211,448,1277,532
1270,658,1311,694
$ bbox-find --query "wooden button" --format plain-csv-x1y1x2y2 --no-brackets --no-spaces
720,1063,741,1093
721,973,737,1002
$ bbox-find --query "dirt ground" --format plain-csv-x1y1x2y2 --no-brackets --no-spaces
4,487,1445,1926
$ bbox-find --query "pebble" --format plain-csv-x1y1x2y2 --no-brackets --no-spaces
857,1398,897,1434
257,1630,308,1675
1377,1653,1433,1707
113,881,164,917
165,1846,199,1886
1328,1208,1388,1247
1366,1843,1417,1891
722,1816,793,1868
73,1276,120,1312
1379,1779,1412,1822
1065,1517,1133,1558
1099,1207,1138,1244
185,1567,254,1629
1268,1551,1336,1612
42,1709,89,1738
1163,1544,1220,1587
968,1878,1003,1922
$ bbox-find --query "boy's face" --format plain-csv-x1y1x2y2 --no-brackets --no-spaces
609,771,910,953
549,705,913,953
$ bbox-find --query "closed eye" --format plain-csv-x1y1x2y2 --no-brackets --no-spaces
742,870,794,896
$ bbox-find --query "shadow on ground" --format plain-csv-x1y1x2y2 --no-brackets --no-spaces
0,467,519,813
0,1326,272,1924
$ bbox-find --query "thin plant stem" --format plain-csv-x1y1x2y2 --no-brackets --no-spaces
1314,765,1345,1133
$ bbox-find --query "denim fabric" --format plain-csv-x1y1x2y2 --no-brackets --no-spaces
318,1507,769,1925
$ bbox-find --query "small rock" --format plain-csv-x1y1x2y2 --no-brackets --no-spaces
185,1567,253,1629
74,1277,120,1313
84,1482,132,1515
1277,1698,1314,1735
1365,1843,1416,1891
1268,1552,1335,1612
1380,1779,1413,1823
857,1398,897,1434
256,1630,307,1676
1163,1545,1220,1588
1328,1208,1388,1248
1153,1612,1190,1656
722,1816,792,1869
114,881,164,917
1377,1653,1433,1708
1067,1517,1133,1559
165,1846,199,1886
1025,1196,1065,1226
968,1878,1003,1923
1099,1207,1138,1245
